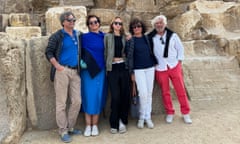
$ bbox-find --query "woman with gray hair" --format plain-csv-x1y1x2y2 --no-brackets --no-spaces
148,15,192,124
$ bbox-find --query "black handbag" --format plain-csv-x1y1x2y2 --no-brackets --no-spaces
130,81,139,119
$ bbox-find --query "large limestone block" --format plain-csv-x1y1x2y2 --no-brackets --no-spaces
0,32,26,144
45,6,88,35
0,14,9,32
2,0,32,13
9,13,31,26
170,10,203,41
63,0,94,6
5,26,41,39
94,0,115,9
227,39,240,63
26,36,56,130
189,0,236,14
0,75,9,143
188,0,240,38
183,40,226,57
88,9,133,34
183,56,240,100
88,9,119,25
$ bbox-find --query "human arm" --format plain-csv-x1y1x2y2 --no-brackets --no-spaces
174,33,184,62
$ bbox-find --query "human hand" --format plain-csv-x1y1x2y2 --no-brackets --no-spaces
56,64,64,71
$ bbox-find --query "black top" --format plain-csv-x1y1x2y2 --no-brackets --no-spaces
114,35,123,57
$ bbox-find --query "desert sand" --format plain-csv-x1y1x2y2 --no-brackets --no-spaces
19,97,240,144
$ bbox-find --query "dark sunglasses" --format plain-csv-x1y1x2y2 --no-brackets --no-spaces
113,21,123,26
160,37,165,44
132,24,142,29
89,20,99,25
65,18,76,22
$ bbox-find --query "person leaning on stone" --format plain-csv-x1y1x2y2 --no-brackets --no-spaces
45,11,82,143
148,15,192,124
104,16,130,134
126,18,157,129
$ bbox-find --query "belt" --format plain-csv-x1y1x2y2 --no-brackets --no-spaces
64,65,77,70
112,59,124,64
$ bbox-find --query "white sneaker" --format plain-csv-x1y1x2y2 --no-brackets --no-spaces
145,119,154,129
110,128,118,134
84,125,91,137
137,119,144,129
183,114,192,124
119,120,127,133
91,125,99,136
166,114,174,124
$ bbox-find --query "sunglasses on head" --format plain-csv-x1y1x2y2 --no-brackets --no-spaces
132,24,142,29
113,21,123,26
65,18,76,22
89,20,99,25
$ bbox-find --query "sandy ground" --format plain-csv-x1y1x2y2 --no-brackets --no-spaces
18,97,240,144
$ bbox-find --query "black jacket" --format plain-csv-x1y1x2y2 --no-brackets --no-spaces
148,28,174,58
45,29,82,81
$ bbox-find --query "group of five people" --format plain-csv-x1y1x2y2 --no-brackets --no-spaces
45,11,192,143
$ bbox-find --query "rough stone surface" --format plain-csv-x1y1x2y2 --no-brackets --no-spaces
5,26,41,39
8,13,31,27
45,6,88,35
0,75,9,143
0,32,26,144
0,14,9,32
26,37,56,130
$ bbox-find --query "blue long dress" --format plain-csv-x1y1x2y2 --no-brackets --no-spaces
81,31,107,115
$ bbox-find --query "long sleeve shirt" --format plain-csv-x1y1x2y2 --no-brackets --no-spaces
153,32,184,71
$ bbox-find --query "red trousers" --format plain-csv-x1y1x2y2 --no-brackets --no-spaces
155,62,190,115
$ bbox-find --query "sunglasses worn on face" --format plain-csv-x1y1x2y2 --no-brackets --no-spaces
89,20,98,25
113,22,123,26
66,18,76,22
132,24,142,29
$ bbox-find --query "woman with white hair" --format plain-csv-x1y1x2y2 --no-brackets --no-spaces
148,15,192,124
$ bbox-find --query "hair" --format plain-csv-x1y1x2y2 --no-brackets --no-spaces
151,15,167,27
129,18,147,35
108,16,125,35
59,11,75,27
86,15,101,27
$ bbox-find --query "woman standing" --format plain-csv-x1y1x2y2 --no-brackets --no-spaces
126,18,157,129
81,15,107,137
104,16,130,134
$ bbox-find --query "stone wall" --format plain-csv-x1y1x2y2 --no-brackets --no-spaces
0,33,26,144
0,0,240,144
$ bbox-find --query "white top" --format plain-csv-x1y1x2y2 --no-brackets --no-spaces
153,31,184,71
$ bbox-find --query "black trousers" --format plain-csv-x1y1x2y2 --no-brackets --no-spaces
107,63,130,129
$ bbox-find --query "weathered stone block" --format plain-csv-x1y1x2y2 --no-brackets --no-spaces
5,26,41,39
183,56,240,100
0,32,26,144
9,13,31,26
45,6,88,35
26,36,56,130
88,9,119,25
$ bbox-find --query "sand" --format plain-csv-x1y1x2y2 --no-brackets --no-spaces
18,97,240,144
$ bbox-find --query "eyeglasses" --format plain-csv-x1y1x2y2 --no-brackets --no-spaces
89,20,99,25
113,21,123,26
160,37,165,44
65,18,76,23
132,24,142,29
